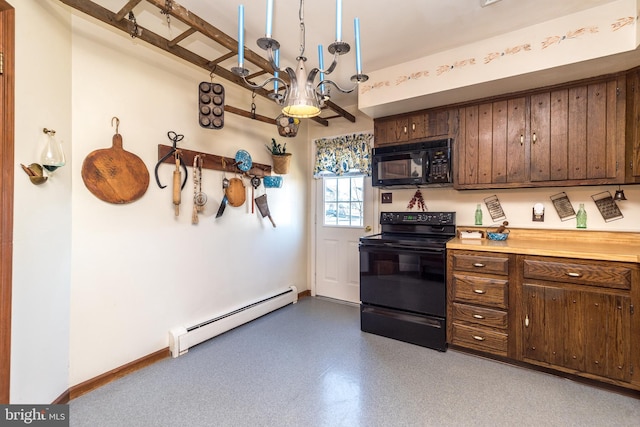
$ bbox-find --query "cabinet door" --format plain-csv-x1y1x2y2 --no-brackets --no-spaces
374,119,389,146
457,105,479,185
567,86,588,180
530,92,552,182
408,113,425,140
373,117,409,146
627,70,640,180
457,103,501,185
391,116,409,143
491,101,508,183
425,109,452,138
522,283,548,363
521,282,631,382
584,292,631,381
505,97,527,183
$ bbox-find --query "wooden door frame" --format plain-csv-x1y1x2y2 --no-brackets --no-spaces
0,0,14,404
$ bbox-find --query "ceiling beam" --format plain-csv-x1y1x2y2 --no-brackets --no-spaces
145,0,275,78
57,0,332,127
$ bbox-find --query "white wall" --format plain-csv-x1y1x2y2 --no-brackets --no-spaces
11,0,71,403
68,14,311,385
378,186,640,232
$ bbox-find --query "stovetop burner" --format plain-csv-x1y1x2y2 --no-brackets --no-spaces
360,211,456,248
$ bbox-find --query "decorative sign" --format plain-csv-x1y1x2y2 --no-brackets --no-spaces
591,191,623,222
483,195,507,222
550,192,576,221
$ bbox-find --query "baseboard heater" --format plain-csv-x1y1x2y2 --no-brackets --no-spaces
169,286,298,357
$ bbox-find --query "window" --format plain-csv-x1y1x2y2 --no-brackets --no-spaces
323,176,364,227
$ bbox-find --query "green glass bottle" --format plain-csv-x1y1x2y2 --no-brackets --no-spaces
576,203,587,229
475,204,483,226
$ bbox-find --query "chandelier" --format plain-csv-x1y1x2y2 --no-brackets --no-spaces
231,0,368,119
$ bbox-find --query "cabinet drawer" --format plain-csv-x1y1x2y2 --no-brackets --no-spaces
523,258,631,290
452,302,507,330
452,253,509,276
452,273,508,309
451,323,508,356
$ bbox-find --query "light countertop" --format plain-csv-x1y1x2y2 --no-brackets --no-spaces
447,228,640,263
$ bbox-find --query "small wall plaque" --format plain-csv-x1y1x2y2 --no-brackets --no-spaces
483,195,507,222
591,191,623,222
550,192,576,221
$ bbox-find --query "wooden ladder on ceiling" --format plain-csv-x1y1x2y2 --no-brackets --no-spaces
58,0,357,127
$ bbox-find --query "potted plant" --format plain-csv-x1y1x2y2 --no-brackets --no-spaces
266,138,291,174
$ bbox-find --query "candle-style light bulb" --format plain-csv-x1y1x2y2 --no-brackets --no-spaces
266,0,273,38
237,5,245,69
335,0,342,41
274,49,280,92
318,44,325,94
354,17,362,75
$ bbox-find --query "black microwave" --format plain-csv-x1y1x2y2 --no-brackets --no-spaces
372,139,453,188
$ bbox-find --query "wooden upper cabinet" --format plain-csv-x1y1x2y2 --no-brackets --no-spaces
374,116,408,146
457,98,526,186
456,73,627,189
408,112,425,140
373,109,456,147
625,69,640,182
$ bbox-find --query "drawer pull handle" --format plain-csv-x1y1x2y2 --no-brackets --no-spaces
473,263,485,268
566,272,582,278
473,289,486,294
473,335,486,341
472,314,485,319
525,315,529,327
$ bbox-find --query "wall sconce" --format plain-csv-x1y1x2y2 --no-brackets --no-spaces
20,128,65,185
614,185,627,201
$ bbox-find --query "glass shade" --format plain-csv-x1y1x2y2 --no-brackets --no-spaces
41,130,65,173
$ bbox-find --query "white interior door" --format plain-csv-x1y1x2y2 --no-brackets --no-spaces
314,175,377,303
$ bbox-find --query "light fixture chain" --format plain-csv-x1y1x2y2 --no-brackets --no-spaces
298,0,306,58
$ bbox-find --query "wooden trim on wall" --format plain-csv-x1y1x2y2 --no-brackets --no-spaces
62,347,170,402
0,1,15,404
298,290,311,299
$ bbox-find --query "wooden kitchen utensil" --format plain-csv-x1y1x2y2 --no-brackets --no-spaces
172,151,181,216
81,118,149,204
225,177,246,207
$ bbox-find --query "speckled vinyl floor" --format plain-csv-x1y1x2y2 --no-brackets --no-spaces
70,297,640,427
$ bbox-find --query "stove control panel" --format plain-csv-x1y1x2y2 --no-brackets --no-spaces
380,211,455,225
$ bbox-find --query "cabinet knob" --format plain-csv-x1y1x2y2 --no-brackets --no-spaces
520,134,524,145
411,123,416,131
403,125,407,134
525,314,529,327
473,263,485,268
473,289,486,294
566,272,582,278
472,314,485,319
532,132,537,144
472,335,486,341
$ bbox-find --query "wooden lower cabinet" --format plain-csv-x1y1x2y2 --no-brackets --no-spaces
447,249,640,393
517,255,636,386
447,250,512,358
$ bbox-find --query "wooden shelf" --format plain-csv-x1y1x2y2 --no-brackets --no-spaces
157,144,271,177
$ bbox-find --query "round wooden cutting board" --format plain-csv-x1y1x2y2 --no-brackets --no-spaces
81,133,150,204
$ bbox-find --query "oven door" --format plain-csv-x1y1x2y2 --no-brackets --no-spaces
359,243,446,317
